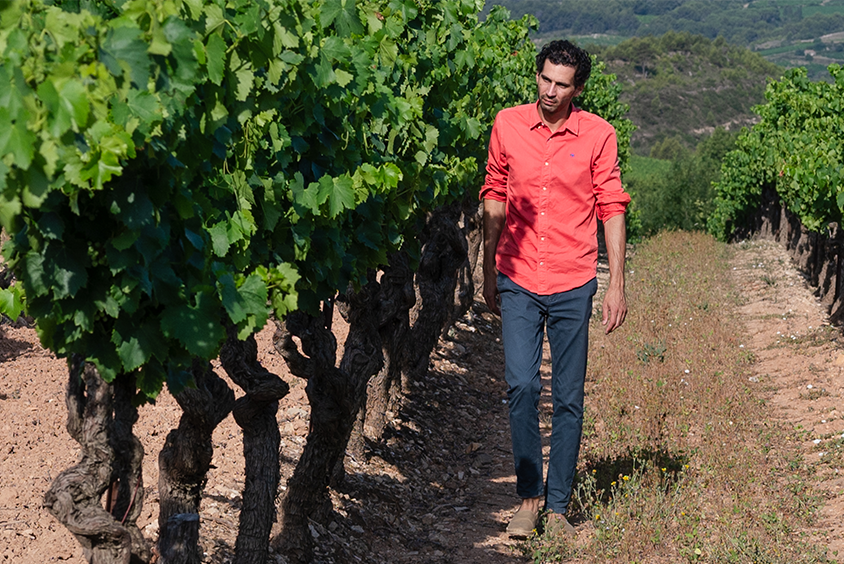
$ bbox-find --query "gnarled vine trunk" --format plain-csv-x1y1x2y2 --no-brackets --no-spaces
271,276,384,564
157,360,235,564
401,201,471,385
450,196,483,329
219,328,289,564
44,356,150,564
110,374,150,564
352,199,478,452
352,253,415,452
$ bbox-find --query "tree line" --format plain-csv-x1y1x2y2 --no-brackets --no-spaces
489,0,844,46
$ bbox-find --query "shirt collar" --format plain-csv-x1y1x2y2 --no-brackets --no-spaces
530,101,581,136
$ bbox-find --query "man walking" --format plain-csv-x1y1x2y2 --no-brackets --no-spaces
481,40,630,537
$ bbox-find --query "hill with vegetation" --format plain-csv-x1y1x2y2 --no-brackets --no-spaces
589,32,782,154
488,0,844,80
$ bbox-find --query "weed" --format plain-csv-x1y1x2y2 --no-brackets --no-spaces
800,388,831,401
636,340,667,364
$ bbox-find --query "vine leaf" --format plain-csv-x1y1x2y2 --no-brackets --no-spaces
209,221,230,256
0,108,36,169
320,175,354,218
160,291,226,358
100,26,150,87
51,247,88,300
37,79,89,137
206,34,227,85
0,285,25,321
321,0,363,37
218,273,268,338
113,319,165,371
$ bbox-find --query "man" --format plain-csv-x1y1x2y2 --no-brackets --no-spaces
481,40,630,537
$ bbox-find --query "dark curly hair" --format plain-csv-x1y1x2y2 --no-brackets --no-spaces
536,40,592,89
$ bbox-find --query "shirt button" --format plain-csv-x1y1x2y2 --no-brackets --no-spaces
540,212,545,215
541,237,545,241
539,262,544,266
544,162,549,166
542,186,547,190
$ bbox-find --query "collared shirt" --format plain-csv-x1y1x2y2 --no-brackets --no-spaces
480,102,630,295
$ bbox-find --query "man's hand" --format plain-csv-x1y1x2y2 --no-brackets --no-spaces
601,284,627,334
483,271,501,316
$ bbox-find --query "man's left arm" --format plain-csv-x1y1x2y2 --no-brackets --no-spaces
592,124,629,334
601,213,627,334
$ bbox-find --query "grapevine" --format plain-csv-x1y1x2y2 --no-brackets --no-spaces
709,65,844,239
0,0,632,560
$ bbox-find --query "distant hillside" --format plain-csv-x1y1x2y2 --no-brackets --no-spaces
488,0,844,80
588,32,782,154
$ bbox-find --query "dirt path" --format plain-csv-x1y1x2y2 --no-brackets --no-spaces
729,238,844,557
1,236,843,563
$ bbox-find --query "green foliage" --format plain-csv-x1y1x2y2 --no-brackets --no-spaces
0,0,632,400
708,65,844,240
626,128,736,236
0,0,539,398
0,283,25,321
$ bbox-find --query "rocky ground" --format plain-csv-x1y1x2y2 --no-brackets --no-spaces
1,236,843,563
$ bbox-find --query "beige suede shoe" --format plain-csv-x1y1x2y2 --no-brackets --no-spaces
506,508,539,537
545,512,576,538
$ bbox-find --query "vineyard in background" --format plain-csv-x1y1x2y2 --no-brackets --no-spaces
709,64,844,239
0,0,632,562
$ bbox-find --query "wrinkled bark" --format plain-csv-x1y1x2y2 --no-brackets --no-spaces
220,328,289,564
401,202,470,384
157,360,235,564
44,357,147,564
271,277,384,564
356,253,415,448
450,197,483,329
110,375,151,563
352,200,478,451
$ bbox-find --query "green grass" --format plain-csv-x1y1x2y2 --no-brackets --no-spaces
626,155,672,179
569,34,629,47
771,0,822,5
757,43,812,56
635,14,658,23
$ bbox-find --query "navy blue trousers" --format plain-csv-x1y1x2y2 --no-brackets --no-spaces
498,273,596,514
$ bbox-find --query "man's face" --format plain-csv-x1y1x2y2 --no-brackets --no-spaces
535,61,583,116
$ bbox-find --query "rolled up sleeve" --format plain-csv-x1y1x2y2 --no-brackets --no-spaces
480,115,508,203
592,129,630,222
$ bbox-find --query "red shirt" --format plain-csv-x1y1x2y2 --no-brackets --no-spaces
480,102,630,295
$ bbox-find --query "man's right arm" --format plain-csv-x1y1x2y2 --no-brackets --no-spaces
482,199,506,316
